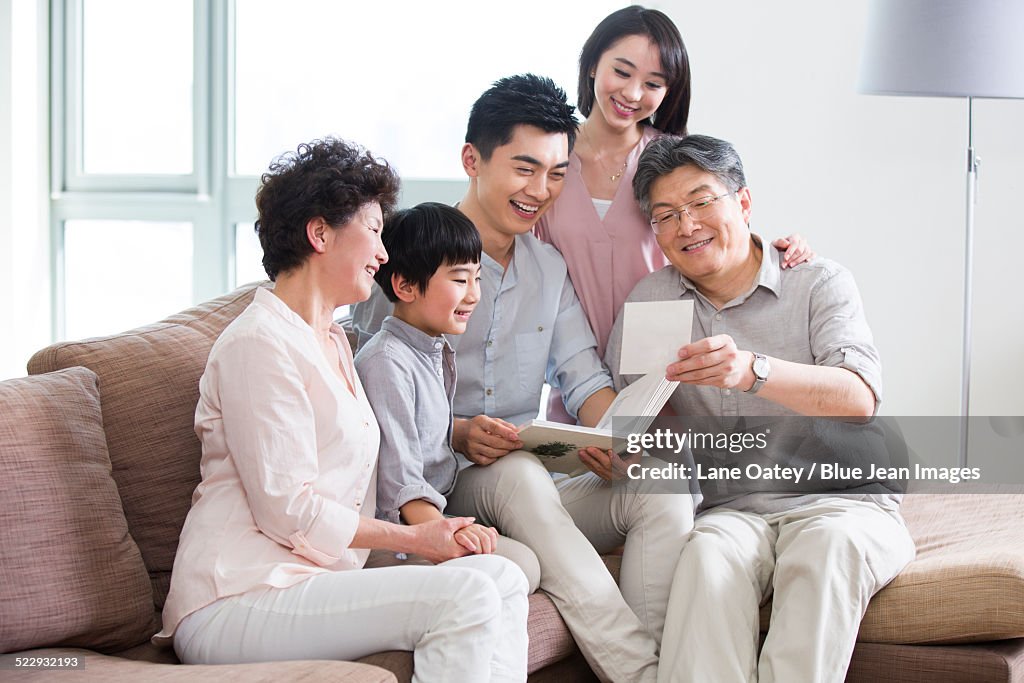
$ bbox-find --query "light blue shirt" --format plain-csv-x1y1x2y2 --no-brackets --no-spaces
353,233,612,426
354,316,458,525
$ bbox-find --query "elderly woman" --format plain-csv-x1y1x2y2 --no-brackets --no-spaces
154,138,528,682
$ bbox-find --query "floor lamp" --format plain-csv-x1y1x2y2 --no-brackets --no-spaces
858,0,1024,467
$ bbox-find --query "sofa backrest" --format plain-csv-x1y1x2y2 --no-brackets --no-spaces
27,282,266,610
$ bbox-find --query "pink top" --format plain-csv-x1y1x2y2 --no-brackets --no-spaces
535,126,667,359
156,287,379,642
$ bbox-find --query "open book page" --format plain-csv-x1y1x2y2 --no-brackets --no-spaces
514,421,612,476
518,372,679,474
619,300,694,375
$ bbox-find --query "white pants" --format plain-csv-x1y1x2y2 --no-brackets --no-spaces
658,497,916,683
447,451,695,683
174,554,529,683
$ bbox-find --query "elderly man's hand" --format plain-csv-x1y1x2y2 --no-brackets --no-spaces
667,335,756,390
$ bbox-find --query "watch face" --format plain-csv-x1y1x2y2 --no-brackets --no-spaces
753,356,770,379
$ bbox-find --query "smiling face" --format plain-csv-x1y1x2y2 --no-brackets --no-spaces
649,166,753,286
394,261,482,337
322,202,388,304
591,34,668,132
461,124,570,246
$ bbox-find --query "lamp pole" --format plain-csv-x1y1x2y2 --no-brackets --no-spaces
961,97,978,468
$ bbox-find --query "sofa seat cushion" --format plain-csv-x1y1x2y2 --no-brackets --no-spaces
857,492,1024,644
0,368,155,654
757,492,1024,645
0,648,397,682
27,283,267,610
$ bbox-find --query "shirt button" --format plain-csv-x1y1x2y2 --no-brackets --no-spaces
715,313,723,321
724,389,732,396
487,340,493,347
486,388,493,396
537,326,544,332
434,341,442,349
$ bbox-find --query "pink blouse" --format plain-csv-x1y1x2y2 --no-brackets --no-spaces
156,287,379,642
535,126,667,359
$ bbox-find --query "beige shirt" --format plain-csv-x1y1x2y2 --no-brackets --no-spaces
156,287,379,642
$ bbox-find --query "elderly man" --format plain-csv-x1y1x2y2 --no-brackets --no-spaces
605,134,915,683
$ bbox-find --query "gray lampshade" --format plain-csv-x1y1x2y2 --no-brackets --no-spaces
859,0,1024,99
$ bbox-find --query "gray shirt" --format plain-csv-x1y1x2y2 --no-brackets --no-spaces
353,233,613,426
354,316,458,524
605,237,895,513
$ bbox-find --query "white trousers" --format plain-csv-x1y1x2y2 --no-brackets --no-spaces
174,554,529,683
658,497,916,683
446,451,695,683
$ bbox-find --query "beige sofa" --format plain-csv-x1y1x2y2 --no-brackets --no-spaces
2,281,1023,682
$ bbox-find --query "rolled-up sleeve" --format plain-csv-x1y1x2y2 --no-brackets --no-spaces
212,333,362,567
808,267,883,408
358,350,448,524
603,302,632,392
549,273,614,418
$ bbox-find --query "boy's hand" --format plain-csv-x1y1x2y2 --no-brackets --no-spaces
453,415,523,465
454,523,499,554
412,517,475,563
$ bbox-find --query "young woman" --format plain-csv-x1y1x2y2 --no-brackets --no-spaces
536,6,811,421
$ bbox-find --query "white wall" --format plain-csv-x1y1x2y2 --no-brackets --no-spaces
654,0,1024,417
0,0,49,381
3,1,1022,420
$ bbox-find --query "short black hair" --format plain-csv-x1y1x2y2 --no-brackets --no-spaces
465,74,578,161
254,138,400,281
578,6,691,135
375,202,482,302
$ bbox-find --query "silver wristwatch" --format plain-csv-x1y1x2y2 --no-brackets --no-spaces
745,352,770,394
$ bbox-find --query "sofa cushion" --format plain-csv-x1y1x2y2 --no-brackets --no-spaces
756,492,1024,645
0,367,155,653
857,492,1024,644
27,283,267,610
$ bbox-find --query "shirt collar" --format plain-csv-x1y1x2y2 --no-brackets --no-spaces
381,315,452,355
255,285,348,337
675,233,782,303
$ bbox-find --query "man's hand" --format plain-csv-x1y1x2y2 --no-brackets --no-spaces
667,335,756,390
411,517,476,563
578,446,640,481
452,415,523,466
454,523,499,554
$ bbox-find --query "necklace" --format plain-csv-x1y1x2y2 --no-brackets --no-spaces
582,125,629,182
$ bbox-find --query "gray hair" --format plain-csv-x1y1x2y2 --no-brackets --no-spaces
633,134,747,216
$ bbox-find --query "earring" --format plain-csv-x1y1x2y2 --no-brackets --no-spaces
590,72,596,78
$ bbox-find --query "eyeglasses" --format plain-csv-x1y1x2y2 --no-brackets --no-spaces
649,192,735,235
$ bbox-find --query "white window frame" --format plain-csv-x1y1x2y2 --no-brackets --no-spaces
50,0,464,340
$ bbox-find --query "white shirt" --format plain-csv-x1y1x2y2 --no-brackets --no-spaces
157,287,379,642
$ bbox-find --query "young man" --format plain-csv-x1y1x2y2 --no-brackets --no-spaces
354,202,540,592
605,134,916,682
353,74,693,683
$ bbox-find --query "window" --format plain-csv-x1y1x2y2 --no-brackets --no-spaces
52,0,621,339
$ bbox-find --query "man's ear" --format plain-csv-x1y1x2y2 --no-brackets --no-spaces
306,217,328,253
737,187,753,225
392,273,418,303
461,143,481,178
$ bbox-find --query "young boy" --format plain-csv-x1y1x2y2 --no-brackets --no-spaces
354,202,540,592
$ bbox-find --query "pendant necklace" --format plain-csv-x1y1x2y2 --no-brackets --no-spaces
583,125,629,182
